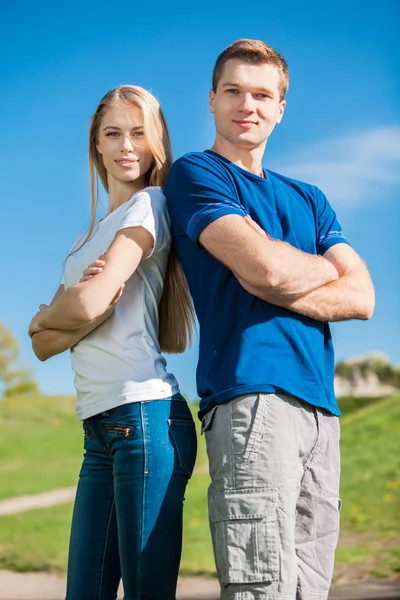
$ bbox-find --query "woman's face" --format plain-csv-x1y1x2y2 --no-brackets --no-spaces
96,103,153,186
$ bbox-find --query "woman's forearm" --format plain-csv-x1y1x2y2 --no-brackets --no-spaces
39,285,94,331
32,308,114,361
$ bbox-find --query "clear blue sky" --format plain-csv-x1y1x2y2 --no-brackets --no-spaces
1,0,399,399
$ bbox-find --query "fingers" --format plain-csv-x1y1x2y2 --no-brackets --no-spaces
79,260,105,283
88,260,105,269
39,304,48,311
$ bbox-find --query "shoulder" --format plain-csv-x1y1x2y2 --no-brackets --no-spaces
131,185,165,202
171,151,216,170
124,186,166,211
266,169,324,201
166,152,233,190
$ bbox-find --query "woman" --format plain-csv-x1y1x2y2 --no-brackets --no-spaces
29,85,197,600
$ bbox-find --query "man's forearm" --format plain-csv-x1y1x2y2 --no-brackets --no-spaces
200,215,340,301
239,267,375,322
286,269,374,321
257,239,340,300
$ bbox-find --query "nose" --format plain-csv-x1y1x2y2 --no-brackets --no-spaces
240,93,255,113
121,136,134,152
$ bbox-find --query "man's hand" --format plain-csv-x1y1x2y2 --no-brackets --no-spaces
239,215,374,322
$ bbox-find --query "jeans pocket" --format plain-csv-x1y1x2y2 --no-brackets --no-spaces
104,423,136,437
209,489,279,584
168,418,197,478
82,421,91,440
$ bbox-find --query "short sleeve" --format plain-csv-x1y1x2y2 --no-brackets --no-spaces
164,153,246,243
117,187,170,257
315,188,349,255
60,232,85,287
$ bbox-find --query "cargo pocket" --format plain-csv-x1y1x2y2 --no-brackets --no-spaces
209,489,279,584
168,418,197,477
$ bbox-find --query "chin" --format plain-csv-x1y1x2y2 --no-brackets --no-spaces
234,135,263,147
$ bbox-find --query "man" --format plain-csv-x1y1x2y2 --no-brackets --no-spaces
164,39,375,600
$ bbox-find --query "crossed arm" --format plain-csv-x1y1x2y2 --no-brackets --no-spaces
30,226,153,361
199,215,375,321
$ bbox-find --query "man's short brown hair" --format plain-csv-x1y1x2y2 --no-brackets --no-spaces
212,39,289,101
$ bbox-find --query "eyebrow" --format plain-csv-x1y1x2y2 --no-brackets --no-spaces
102,125,144,131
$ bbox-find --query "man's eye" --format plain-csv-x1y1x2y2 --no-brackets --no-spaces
226,88,239,94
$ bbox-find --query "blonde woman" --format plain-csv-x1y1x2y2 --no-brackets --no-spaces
29,86,197,600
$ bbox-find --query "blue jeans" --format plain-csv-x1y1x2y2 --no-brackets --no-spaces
66,395,197,600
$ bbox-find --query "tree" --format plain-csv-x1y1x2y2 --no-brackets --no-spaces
335,353,400,389
0,322,38,397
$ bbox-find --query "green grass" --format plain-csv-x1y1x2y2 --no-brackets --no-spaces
340,396,400,539
0,503,73,572
0,394,83,500
0,393,399,579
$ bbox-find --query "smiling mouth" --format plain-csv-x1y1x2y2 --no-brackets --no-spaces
233,120,257,128
115,159,138,166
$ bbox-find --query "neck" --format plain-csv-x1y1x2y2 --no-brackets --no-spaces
107,175,147,214
211,136,267,177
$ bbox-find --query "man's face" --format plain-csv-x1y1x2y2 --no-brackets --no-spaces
210,59,286,149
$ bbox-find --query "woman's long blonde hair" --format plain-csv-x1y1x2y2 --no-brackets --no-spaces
72,85,194,353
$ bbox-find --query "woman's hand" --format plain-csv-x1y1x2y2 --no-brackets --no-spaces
28,304,50,338
80,252,124,314
80,252,106,282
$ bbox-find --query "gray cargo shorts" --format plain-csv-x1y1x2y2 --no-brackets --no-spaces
202,393,341,600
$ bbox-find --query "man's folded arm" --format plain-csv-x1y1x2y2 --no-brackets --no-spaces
237,243,375,322
198,213,340,299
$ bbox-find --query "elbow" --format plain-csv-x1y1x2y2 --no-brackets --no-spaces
361,300,375,321
260,268,286,296
358,289,375,320
264,271,281,290
32,339,49,362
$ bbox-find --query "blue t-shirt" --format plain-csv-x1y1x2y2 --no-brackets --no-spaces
164,150,348,418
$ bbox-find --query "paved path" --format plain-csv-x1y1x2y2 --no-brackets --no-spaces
0,571,398,600
0,488,76,516
0,490,399,599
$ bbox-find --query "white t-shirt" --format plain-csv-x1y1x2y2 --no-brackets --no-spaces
61,186,179,420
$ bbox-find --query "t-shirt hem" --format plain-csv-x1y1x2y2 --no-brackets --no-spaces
198,384,340,419
76,383,180,421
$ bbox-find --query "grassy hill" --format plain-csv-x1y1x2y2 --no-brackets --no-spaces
0,393,398,579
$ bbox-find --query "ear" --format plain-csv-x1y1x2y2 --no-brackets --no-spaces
209,89,215,114
96,144,102,154
276,100,286,125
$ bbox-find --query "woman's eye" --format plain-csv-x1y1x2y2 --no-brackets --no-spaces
133,131,144,137
105,131,119,137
